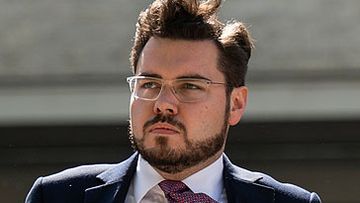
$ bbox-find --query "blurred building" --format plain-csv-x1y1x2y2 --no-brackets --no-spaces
0,0,359,202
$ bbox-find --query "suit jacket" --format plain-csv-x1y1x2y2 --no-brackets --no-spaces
25,153,321,203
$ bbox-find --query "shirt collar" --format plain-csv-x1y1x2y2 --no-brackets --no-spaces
182,154,224,201
133,155,164,203
133,154,224,202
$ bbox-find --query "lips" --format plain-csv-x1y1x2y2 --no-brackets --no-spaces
147,123,180,135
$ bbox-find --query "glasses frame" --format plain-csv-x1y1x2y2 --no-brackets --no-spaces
126,76,227,103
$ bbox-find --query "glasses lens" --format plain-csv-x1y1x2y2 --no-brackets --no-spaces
174,79,208,102
131,77,162,100
127,77,210,102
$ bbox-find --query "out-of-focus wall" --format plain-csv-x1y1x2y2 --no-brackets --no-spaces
1,0,359,124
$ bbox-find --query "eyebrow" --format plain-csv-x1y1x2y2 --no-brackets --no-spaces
177,74,211,81
138,72,162,78
138,72,211,81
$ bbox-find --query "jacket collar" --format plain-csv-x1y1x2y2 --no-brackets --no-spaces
223,154,275,203
84,153,138,203
84,153,275,203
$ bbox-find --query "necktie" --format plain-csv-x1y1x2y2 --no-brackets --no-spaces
158,180,218,203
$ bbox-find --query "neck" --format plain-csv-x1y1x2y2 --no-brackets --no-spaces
154,149,224,181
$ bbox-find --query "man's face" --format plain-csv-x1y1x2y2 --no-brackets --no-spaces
129,37,243,174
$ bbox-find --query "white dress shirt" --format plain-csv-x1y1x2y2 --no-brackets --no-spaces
125,154,227,203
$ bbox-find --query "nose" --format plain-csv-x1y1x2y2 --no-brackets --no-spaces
153,85,179,115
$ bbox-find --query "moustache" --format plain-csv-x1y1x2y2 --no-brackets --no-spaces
143,114,186,134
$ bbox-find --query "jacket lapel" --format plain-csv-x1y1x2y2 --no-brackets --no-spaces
84,153,138,203
223,155,275,203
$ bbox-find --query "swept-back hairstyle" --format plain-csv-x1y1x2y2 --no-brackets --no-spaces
130,0,254,90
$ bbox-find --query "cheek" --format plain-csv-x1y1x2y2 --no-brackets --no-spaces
130,100,153,134
131,99,153,116
187,102,226,139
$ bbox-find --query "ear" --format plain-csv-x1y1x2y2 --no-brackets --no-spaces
228,86,248,126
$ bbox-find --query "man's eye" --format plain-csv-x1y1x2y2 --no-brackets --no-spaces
182,83,202,90
141,81,160,89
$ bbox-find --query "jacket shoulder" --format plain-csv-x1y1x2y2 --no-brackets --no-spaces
256,172,321,203
25,164,114,203
42,164,113,184
223,155,321,203
26,153,139,203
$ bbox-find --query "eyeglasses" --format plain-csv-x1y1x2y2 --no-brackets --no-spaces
126,76,227,103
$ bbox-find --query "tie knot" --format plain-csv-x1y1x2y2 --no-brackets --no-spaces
158,180,218,203
158,180,189,195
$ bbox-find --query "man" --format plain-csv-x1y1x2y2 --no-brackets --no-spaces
26,0,321,202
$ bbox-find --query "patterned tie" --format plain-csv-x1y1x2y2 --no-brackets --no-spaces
158,180,218,203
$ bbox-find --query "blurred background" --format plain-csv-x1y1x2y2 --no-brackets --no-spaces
1,0,359,202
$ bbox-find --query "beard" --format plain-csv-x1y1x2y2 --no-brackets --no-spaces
129,98,230,174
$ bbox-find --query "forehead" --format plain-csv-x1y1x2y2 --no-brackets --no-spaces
137,37,224,80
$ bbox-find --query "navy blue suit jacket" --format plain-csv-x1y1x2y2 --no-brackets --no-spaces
26,153,321,203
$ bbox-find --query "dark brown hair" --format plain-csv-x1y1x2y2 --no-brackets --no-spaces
130,0,254,89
